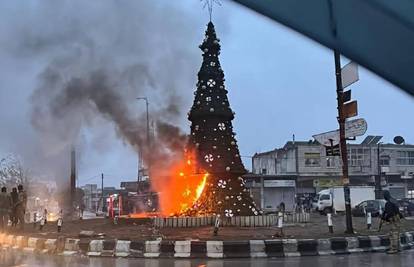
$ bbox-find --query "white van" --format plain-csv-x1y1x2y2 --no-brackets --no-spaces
315,186,375,213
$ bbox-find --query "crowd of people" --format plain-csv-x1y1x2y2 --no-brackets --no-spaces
0,185,27,231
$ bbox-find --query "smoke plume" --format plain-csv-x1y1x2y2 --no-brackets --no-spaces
0,0,207,186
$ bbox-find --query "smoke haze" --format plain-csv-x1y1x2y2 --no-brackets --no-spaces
0,0,210,186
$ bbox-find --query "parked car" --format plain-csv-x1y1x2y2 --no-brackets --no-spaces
352,200,386,217
397,200,414,217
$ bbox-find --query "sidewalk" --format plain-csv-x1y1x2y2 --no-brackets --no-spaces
5,213,414,241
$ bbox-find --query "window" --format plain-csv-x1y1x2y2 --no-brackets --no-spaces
261,168,267,175
320,194,330,200
379,155,390,166
396,151,414,165
304,153,321,167
326,157,336,168
348,147,370,166
408,190,414,199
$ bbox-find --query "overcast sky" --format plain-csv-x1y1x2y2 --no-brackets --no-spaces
1,0,413,188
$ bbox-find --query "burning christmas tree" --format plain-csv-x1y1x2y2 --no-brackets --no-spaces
182,22,261,217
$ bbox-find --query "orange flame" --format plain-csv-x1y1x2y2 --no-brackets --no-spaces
151,150,209,216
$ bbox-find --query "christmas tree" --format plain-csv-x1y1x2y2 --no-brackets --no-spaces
184,22,260,217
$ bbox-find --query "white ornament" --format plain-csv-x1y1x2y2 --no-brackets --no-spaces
210,108,214,112
218,180,227,188
202,85,206,89
210,61,216,66
207,79,216,87
225,209,234,217
226,167,230,172
206,96,211,102
218,123,226,131
195,125,199,130
204,154,214,162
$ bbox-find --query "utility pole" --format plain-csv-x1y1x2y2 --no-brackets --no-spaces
101,173,104,212
376,142,383,199
334,50,354,234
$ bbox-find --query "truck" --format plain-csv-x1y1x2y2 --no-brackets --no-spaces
315,186,375,214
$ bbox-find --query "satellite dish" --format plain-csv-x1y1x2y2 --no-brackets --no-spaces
393,136,405,145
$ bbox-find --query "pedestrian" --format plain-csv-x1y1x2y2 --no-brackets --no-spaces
279,202,286,214
0,187,11,231
10,188,19,227
57,209,63,233
381,190,404,254
16,184,27,230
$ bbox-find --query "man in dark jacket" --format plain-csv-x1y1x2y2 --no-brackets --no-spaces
381,190,403,254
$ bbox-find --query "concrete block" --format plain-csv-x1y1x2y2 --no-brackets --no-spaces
369,236,382,249
115,240,131,257
14,236,28,249
317,239,333,256
23,237,38,253
283,239,300,257
144,240,160,257
206,240,223,258
250,240,266,258
174,240,191,258
129,240,145,257
88,240,103,256
62,238,80,256
43,239,57,254
345,237,362,253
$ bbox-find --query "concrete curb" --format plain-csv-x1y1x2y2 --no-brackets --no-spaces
0,231,413,258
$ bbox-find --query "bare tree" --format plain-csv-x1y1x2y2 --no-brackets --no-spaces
0,155,30,188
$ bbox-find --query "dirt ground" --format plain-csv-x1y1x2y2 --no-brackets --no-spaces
4,213,414,241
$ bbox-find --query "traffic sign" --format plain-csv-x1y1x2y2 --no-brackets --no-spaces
343,100,358,118
341,61,359,88
326,144,340,156
313,118,368,146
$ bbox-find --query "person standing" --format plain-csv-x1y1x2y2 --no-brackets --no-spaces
0,187,11,230
381,190,403,254
16,185,27,230
10,188,19,227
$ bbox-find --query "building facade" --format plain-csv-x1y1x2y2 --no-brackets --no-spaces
245,136,414,211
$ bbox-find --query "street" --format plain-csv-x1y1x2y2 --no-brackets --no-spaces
1,249,414,267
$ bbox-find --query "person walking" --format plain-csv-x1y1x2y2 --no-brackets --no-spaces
16,185,27,230
381,190,403,254
0,187,11,231
10,188,19,227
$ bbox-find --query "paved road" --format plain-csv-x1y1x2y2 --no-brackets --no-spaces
1,250,414,267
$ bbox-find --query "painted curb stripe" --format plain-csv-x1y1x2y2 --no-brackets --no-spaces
223,240,250,258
